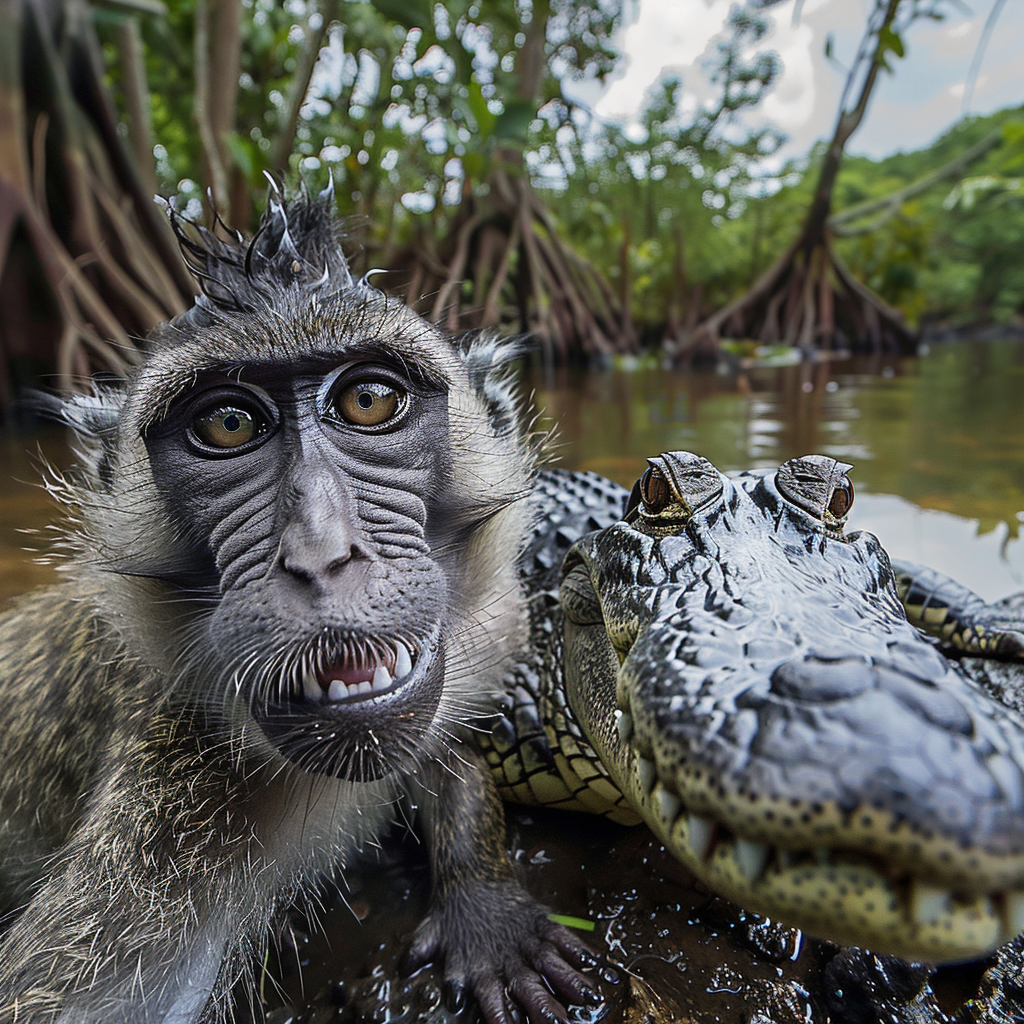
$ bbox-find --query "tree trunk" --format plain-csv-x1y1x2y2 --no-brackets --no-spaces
0,0,193,406
685,0,915,360
387,0,631,362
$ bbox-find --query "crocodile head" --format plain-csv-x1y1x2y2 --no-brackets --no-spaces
560,450,1024,962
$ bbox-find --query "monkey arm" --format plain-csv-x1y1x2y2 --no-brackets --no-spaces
403,741,600,1024
0,711,277,1024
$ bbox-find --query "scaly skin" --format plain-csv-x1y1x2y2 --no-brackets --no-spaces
486,453,1024,963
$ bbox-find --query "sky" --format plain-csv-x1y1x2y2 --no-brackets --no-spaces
578,0,1024,163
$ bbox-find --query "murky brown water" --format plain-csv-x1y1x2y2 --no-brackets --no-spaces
0,428,71,600
525,339,1024,601
3,339,1023,603
2,339,1023,1022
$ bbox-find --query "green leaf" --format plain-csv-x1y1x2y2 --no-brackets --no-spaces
494,98,536,142
877,25,905,60
462,150,486,182
370,0,434,31
548,914,595,932
224,132,266,184
1001,121,1024,147
466,80,497,137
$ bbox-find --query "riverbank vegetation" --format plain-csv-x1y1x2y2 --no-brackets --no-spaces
0,0,1021,403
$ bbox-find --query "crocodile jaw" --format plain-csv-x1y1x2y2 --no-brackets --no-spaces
565,612,1024,962
560,477,1024,963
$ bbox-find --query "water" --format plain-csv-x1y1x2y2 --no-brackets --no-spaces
526,338,1024,601
1,339,1021,1021
0,430,69,600
1,339,1023,602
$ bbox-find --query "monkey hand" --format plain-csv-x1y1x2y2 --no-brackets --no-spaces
402,878,602,1024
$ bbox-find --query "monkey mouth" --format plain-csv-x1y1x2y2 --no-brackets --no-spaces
250,626,445,782
297,635,420,704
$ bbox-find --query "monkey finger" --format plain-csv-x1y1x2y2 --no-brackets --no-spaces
441,976,467,1014
471,978,516,1024
507,973,570,1023
399,921,442,975
543,921,598,968
532,946,601,1008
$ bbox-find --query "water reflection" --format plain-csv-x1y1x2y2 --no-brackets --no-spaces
0,429,70,600
526,338,1024,600
1,340,1022,602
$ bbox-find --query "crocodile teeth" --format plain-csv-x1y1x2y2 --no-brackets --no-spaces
687,814,716,861
616,710,634,744
735,839,771,883
1002,891,1024,942
654,784,680,825
910,882,952,928
636,756,657,795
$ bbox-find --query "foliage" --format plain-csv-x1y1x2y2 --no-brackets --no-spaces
830,108,1024,328
5,0,1020,403
101,0,623,247
535,1,787,340
0,0,194,405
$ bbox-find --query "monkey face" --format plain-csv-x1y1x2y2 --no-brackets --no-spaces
55,200,531,789
142,344,479,783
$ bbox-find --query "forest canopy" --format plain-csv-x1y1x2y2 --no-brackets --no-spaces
0,0,1021,401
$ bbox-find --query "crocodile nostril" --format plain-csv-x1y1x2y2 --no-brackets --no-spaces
770,657,874,702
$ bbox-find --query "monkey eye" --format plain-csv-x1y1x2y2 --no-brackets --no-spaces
332,380,405,428
188,400,272,456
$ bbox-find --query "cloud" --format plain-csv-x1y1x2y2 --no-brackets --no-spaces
592,0,735,121
579,0,1024,162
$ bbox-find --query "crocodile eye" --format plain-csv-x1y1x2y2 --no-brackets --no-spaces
639,467,672,514
334,381,403,427
191,405,264,451
626,452,724,524
829,476,854,519
777,454,855,525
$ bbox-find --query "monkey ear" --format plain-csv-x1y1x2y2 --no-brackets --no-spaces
28,389,125,490
457,332,525,437
29,389,123,440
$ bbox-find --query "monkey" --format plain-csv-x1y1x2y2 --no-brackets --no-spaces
0,187,598,1024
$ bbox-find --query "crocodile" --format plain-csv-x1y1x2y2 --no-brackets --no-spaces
484,450,1024,965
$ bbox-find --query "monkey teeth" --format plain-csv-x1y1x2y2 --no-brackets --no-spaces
326,667,392,701
298,639,418,704
302,671,321,702
395,643,413,678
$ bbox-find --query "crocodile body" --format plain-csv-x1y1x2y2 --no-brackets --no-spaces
485,454,1024,964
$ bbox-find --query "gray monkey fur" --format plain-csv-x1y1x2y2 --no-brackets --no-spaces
0,190,594,1023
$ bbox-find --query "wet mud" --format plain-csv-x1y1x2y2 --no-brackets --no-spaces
257,808,1023,1024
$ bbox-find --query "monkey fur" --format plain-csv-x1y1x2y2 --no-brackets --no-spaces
0,189,596,1023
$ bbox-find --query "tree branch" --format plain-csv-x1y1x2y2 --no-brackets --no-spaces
830,125,1004,235
115,16,155,194
193,0,229,210
269,0,341,172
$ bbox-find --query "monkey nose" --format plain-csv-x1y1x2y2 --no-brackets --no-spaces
277,516,367,585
